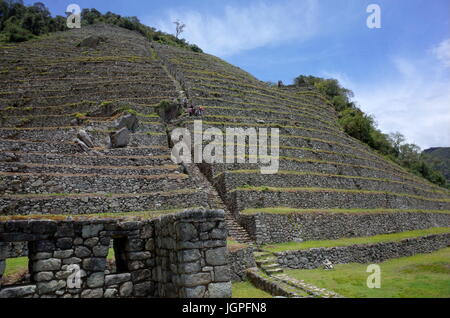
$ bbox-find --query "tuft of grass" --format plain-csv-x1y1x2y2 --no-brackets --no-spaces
262,227,450,253
284,247,450,298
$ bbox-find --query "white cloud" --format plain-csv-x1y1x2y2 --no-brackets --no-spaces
150,0,318,57
432,38,450,68
325,53,450,150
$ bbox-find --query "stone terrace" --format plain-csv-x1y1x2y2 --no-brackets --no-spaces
153,43,450,243
0,25,209,217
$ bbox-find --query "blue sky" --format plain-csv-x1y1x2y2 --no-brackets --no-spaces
28,0,450,149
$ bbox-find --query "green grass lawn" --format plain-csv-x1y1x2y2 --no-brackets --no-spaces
285,248,450,298
4,257,28,277
232,281,272,298
262,227,450,253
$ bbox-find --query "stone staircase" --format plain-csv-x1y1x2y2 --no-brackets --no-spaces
254,251,284,275
253,250,342,298
180,162,254,244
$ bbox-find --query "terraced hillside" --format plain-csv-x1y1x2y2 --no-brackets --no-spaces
152,42,450,244
0,24,211,218
1,23,450,246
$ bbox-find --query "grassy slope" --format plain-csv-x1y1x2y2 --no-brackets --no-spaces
262,227,450,252
232,281,272,298
285,247,450,298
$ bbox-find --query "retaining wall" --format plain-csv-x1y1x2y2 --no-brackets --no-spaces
239,212,450,245
276,233,450,269
227,246,255,282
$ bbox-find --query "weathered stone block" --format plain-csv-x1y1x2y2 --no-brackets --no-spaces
179,261,201,274
54,249,73,259
184,286,206,298
208,282,232,298
119,281,133,297
62,257,82,265
87,272,105,288
134,282,154,297
0,285,36,298
82,258,106,272
34,271,54,282
93,245,109,257
213,266,231,282
181,272,211,287
35,240,56,253
82,224,103,238
210,228,227,240
56,238,73,249
176,223,198,241
55,223,74,238
37,280,59,294
30,252,52,260
178,249,201,262
33,258,61,272
84,237,99,248
75,246,91,258
110,127,130,148
81,288,103,298
131,269,151,282
128,252,151,261
104,288,118,298
105,273,131,286
205,247,227,266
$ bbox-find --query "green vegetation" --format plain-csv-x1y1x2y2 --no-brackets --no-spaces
262,227,450,252
293,75,448,188
0,1,67,42
3,256,28,277
285,247,450,298
241,207,450,215
0,1,202,52
232,281,272,298
423,147,450,187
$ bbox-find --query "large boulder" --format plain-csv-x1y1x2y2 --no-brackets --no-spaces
109,127,130,148
77,129,94,148
115,114,139,133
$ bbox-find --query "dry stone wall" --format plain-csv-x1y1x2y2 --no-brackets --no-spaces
227,246,256,282
0,209,231,298
276,233,450,269
239,212,450,245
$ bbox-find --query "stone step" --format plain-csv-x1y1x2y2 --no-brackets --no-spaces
264,268,284,275
273,274,342,298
